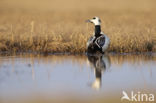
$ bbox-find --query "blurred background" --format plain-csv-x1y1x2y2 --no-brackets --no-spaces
0,0,156,12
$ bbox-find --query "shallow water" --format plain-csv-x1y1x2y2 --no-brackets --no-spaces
0,54,156,103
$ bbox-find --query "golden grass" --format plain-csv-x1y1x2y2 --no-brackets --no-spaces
0,0,156,53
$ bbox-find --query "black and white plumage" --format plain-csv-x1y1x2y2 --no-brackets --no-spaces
86,17,110,54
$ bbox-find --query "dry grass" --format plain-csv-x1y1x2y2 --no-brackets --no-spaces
0,0,156,53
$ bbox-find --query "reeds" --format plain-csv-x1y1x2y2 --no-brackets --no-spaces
0,0,156,54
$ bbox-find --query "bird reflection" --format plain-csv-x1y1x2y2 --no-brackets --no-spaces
87,54,111,90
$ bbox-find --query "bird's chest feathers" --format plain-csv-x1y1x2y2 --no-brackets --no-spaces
93,35,102,43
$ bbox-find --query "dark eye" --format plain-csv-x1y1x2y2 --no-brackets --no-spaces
93,17,96,19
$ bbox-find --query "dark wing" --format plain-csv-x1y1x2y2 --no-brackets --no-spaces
96,36,105,47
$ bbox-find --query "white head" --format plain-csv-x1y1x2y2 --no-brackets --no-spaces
86,17,101,25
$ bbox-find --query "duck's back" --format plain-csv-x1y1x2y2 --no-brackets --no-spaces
87,33,110,53
97,34,110,52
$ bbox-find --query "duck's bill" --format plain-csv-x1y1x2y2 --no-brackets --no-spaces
85,19,92,23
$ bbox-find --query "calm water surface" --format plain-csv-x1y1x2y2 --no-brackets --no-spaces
0,54,156,103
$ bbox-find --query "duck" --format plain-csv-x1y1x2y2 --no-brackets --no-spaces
86,17,110,54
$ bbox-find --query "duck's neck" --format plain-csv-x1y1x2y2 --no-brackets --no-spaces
95,25,101,37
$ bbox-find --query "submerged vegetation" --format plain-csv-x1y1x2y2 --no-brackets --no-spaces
0,0,156,53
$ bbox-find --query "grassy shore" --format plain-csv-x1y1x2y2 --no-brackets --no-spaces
0,0,156,53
